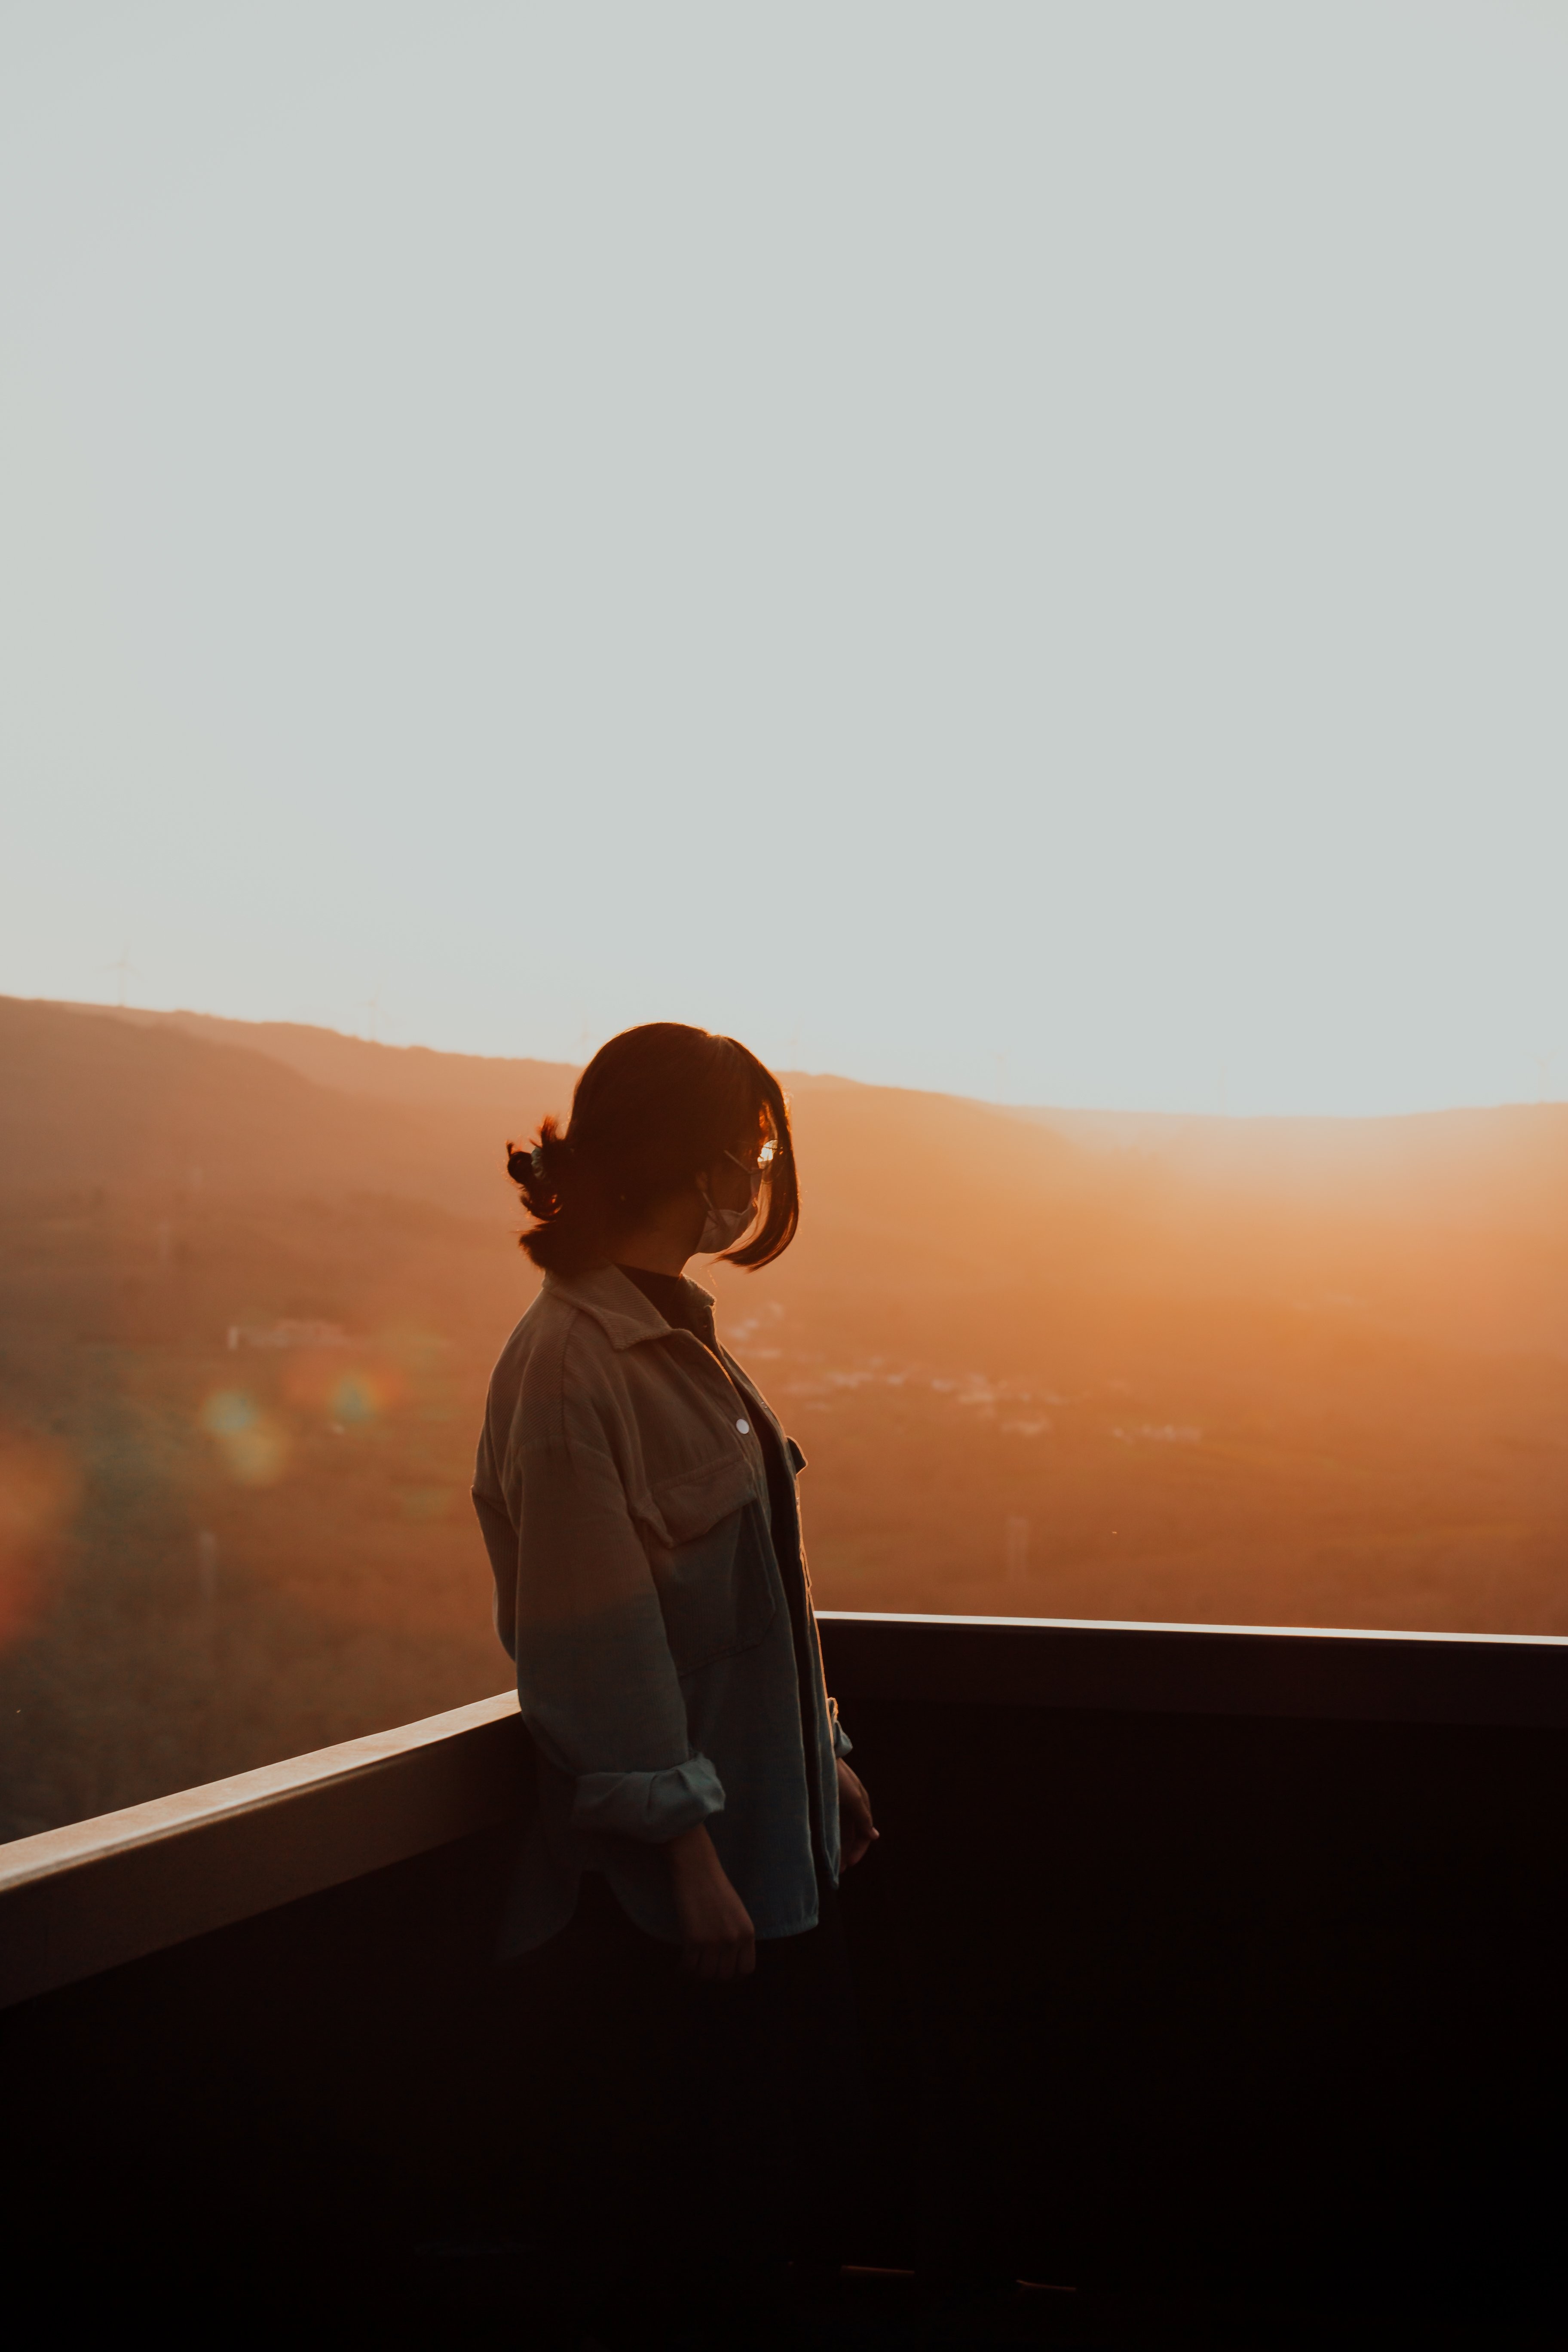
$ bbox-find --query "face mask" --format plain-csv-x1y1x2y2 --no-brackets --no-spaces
695,1154,760,1254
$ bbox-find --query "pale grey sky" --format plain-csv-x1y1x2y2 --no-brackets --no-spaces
2,2,1565,1112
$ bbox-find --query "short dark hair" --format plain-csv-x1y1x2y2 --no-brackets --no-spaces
507,1023,799,1276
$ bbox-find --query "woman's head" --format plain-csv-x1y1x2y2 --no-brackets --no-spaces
508,1023,799,1276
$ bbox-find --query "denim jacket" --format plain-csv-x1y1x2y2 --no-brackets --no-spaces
472,1264,850,1954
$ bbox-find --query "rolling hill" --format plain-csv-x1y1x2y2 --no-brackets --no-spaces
3,994,1565,1838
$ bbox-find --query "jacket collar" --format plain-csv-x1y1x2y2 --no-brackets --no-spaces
542,1263,717,1352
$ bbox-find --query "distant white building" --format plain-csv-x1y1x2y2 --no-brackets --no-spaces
226,1320,350,1352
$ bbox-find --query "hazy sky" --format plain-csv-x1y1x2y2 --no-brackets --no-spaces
3,3,1565,1114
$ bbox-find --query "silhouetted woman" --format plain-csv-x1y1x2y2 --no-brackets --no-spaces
472,1022,876,2349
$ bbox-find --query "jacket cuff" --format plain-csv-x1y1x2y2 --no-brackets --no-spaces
831,1703,852,1760
570,1755,726,1843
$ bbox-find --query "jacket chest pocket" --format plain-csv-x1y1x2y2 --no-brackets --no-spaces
649,1495,778,1676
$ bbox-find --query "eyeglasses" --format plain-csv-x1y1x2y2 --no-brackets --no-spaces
725,1136,778,1189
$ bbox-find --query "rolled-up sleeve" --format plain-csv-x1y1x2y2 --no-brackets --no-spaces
504,1393,725,1845
830,1699,852,1760
573,1755,724,1839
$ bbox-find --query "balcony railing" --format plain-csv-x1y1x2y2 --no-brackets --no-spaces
4,1611,1566,2334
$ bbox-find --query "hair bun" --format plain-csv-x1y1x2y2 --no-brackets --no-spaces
507,1126,575,1210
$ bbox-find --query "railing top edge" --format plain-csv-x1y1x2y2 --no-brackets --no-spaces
0,1689,520,1896
815,1610,1568,1651
8,1617,1567,1917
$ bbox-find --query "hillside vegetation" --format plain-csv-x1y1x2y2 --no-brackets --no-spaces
3,995,1565,1838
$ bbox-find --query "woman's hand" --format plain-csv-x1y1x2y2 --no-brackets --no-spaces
837,1758,879,1867
665,1824,757,1981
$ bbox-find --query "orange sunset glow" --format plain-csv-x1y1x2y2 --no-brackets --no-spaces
9,19,1568,2346
3,993,1565,1839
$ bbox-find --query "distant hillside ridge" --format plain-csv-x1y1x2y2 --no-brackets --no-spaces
0,998,527,1218
34,1000,581,1122
0,998,1088,1244
36,1001,883,1118
7,1000,1568,1357
34,998,1568,1228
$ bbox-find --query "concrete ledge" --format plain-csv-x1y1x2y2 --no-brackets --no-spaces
9,1612,1568,2014
0,1692,528,2010
818,1610,1568,1729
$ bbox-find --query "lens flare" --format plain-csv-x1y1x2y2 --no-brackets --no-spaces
331,1371,384,1426
0,1427,78,1651
198,1390,290,1487
281,1352,404,1424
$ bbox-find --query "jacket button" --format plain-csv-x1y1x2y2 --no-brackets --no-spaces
735,1418,750,1435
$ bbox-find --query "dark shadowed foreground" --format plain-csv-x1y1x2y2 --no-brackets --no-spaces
6,1619,1565,2346
2,994,1565,1837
